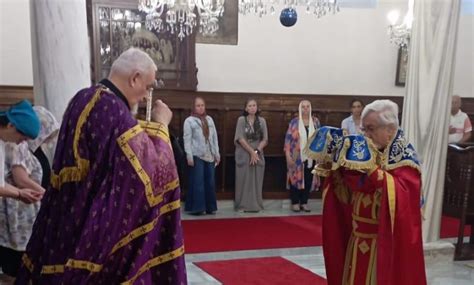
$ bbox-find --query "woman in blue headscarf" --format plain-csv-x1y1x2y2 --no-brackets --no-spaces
0,100,43,203
0,104,57,278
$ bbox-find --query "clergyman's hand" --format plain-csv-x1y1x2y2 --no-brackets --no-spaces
151,100,172,125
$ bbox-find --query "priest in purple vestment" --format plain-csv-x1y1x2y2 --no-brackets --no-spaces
15,48,187,285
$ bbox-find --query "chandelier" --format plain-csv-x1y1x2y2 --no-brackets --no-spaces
138,0,225,40
239,0,340,18
387,0,414,49
139,0,340,40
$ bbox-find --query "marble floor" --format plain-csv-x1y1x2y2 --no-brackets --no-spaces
1,200,472,285
183,199,474,285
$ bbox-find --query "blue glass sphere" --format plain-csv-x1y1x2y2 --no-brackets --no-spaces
280,8,297,27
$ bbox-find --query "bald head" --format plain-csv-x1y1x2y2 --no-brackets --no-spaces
110,48,157,78
108,48,158,108
452,95,461,115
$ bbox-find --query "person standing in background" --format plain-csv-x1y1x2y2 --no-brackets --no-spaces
284,100,320,212
234,99,268,213
341,99,364,135
183,97,220,215
449,95,472,143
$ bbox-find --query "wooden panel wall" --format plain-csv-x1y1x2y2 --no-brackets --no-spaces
4,86,474,199
146,90,405,199
0,86,34,108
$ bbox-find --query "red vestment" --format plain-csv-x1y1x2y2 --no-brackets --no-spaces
322,166,426,285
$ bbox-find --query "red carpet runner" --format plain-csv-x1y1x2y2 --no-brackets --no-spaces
183,215,322,253
440,215,472,238
195,256,327,285
182,215,470,253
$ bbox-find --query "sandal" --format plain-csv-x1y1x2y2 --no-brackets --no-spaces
291,204,300,212
300,204,311,212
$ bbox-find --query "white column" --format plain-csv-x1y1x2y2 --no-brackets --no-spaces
401,0,461,242
30,0,90,121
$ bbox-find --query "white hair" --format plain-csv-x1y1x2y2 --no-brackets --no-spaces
361,99,399,127
110,47,157,77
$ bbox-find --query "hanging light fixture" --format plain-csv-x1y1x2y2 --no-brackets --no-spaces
138,0,225,40
387,0,414,49
239,0,340,20
138,0,339,40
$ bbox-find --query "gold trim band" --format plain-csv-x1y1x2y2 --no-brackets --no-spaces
121,246,185,285
110,199,181,255
353,231,378,239
352,214,379,225
386,173,396,233
51,89,102,189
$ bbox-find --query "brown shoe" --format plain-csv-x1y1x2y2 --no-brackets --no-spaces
291,204,300,212
300,204,311,212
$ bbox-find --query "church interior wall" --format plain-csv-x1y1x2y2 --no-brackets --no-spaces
0,0,471,98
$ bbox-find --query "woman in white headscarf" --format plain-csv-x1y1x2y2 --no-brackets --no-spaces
284,100,321,212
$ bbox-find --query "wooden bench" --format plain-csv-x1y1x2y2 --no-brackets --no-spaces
443,143,474,260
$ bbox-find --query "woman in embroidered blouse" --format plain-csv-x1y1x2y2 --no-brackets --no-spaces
234,99,268,212
284,100,321,212
341,99,364,135
0,103,52,278
0,100,43,203
183,97,220,215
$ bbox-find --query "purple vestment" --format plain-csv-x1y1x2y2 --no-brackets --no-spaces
15,84,187,284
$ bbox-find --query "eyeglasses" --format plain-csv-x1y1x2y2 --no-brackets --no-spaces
146,78,165,92
360,125,384,133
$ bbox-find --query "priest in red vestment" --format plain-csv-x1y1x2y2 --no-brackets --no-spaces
306,99,426,285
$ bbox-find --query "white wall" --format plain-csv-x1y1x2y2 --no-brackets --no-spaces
0,0,472,97
196,0,473,96
196,2,403,95
453,14,474,97
0,0,33,86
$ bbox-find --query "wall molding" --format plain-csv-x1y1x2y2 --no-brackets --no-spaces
0,85,34,107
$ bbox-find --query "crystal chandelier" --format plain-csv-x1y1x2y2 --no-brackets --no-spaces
387,0,414,49
239,0,340,18
138,0,225,40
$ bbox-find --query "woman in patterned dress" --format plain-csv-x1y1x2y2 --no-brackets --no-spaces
284,100,321,212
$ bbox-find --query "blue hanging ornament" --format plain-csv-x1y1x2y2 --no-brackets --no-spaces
280,8,297,27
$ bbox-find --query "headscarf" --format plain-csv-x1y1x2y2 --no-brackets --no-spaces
298,101,316,168
0,100,41,187
0,100,40,139
191,98,209,141
27,106,60,153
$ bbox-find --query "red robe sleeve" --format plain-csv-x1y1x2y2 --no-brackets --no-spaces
321,171,352,285
375,166,427,285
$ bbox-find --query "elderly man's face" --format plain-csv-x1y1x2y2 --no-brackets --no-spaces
451,96,461,114
362,111,395,150
129,69,156,107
